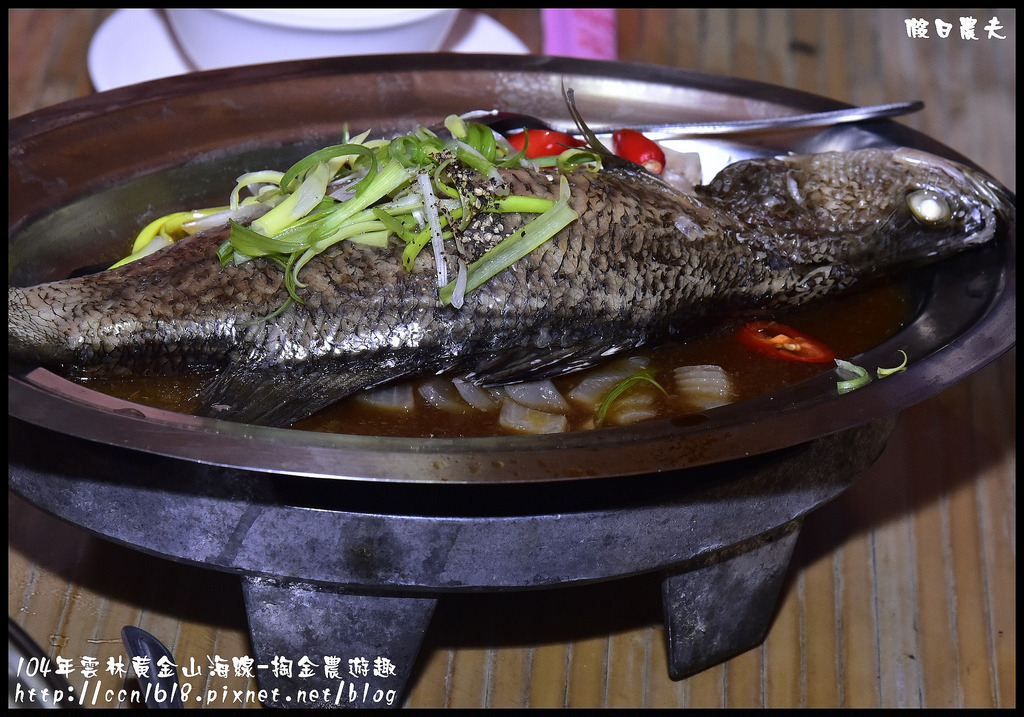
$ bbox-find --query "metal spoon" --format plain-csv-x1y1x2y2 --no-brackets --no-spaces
120,626,184,709
465,100,924,140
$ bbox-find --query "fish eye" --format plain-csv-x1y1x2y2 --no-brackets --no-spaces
906,189,950,224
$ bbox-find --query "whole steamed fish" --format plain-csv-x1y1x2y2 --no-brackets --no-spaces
8,132,1011,427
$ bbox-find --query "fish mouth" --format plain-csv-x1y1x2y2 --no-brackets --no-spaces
894,147,1015,223
967,172,1016,224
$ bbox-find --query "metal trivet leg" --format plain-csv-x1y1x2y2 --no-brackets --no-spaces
241,577,435,709
661,522,802,679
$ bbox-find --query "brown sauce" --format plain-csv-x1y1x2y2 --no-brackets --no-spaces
78,279,913,438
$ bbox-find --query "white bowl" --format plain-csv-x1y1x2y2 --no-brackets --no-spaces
165,8,460,70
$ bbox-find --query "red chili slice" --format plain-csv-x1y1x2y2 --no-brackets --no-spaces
505,129,585,159
737,322,837,363
611,128,666,174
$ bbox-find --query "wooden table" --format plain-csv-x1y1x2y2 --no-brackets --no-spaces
8,9,1015,708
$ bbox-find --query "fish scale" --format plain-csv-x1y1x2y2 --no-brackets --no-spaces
8,147,1010,426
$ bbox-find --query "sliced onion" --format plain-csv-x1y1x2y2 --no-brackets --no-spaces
660,146,703,195
355,383,415,412
567,356,650,409
503,379,570,413
601,389,659,426
673,365,735,411
606,409,660,425
498,399,568,434
417,377,468,413
453,378,502,411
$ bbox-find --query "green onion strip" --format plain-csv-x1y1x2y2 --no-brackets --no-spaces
113,114,587,313
439,175,577,305
835,359,872,395
835,350,910,394
596,368,668,427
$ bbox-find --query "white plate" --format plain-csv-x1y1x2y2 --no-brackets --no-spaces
87,8,529,92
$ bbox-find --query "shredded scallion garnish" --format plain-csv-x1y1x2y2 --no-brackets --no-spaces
439,175,577,305
835,359,872,394
877,350,909,378
419,171,449,291
109,207,229,269
835,350,910,394
111,113,591,314
596,367,667,426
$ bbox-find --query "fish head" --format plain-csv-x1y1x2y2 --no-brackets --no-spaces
877,147,1014,260
703,146,1012,272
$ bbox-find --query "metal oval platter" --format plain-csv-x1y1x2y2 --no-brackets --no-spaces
7,54,1016,484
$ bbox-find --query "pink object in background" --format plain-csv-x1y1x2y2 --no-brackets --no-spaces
542,8,617,60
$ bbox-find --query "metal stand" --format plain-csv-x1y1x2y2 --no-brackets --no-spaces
242,579,436,709
662,524,802,679
9,415,896,708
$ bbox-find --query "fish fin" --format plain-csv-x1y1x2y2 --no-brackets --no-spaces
468,340,638,386
196,364,380,427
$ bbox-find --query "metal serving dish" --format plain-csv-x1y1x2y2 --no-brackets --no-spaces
8,54,1016,485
